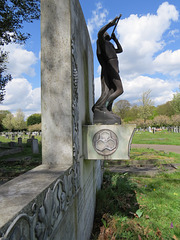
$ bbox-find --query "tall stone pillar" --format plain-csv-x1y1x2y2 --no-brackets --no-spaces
41,0,73,166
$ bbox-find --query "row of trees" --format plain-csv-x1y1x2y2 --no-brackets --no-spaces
0,89,179,130
131,115,180,128
0,109,41,131
113,89,180,127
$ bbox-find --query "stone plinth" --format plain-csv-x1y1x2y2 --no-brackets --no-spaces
83,124,136,160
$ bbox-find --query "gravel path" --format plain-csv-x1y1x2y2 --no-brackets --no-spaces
132,144,180,154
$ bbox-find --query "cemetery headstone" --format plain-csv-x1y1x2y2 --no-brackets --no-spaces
27,139,32,146
148,126,152,132
32,139,39,154
18,137,22,146
11,134,15,141
8,142,16,148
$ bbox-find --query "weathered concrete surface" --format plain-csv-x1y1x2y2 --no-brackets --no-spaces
0,1,102,239
0,164,71,230
41,0,72,166
83,124,136,160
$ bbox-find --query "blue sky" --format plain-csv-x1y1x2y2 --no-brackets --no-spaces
1,0,180,117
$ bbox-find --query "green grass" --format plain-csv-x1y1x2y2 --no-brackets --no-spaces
0,134,42,144
91,171,180,240
0,135,42,183
130,148,180,164
132,130,180,145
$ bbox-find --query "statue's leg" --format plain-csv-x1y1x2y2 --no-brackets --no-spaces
106,78,123,107
105,59,123,109
92,65,110,112
93,59,122,124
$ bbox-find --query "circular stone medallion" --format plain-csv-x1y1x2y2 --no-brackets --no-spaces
92,129,119,156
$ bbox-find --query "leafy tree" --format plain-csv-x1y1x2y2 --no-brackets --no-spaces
144,105,158,120
125,104,140,122
0,0,40,102
28,123,41,132
2,112,14,131
156,101,175,117
129,118,144,128
0,109,10,130
113,100,131,119
27,113,41,126
0,51,12,101
171,90,180,114
152,115,171,127
0,0,40,45
138,89,154,123
12,109,26,130
130,118,153,128
171,114,180,126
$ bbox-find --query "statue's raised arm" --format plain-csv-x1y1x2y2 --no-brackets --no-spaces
111,32,123,54
98,16,120,39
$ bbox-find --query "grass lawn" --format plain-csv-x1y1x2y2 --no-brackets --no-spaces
132,130,180,145
0,135,42,184
91,171,180,240
130,148,180,164
0,134,42,144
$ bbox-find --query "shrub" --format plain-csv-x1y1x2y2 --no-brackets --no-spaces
28,123,41,132
27,113,41,126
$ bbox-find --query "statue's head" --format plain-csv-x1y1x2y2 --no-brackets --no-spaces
104,32,111,41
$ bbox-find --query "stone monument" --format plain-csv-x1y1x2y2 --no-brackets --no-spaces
84,16,136,161
0,1,102,240
0,4,135,240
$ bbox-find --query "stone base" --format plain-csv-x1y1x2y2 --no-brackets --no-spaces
83,124,136,160
93,109,121,124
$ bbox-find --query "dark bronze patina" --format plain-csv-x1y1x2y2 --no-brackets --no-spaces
92,15,123,124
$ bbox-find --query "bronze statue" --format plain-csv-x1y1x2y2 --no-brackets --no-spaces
92,15,123,124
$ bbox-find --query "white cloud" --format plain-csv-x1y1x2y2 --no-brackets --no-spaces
93,2,180,107
116,2,179,77
121,76,178,106
3,43,38,78
94,76,101,101
94,74,177,106
0,78,41,118
153,49,180,76
87,2,108,42
168,29,179,38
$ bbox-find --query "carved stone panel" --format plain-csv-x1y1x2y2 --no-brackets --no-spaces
92,129,118,156
0,164,80,240
83,124,136,160
71,36,80,164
